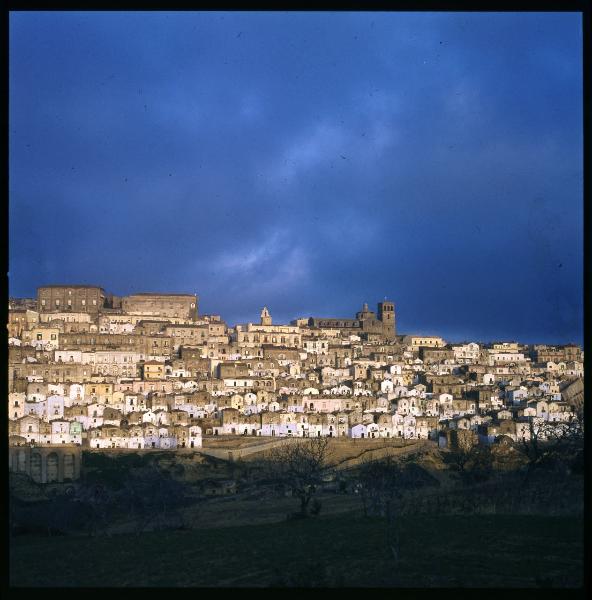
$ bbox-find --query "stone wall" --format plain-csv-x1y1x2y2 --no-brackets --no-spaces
9,445,82,483
122,293,198,320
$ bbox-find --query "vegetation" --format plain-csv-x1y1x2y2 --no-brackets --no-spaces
10,512,583,587
10,437,584,587
516,412,584,481
442,444,494,485
266,437,330,517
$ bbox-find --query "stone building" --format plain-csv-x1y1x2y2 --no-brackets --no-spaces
419,347,455,363
531,345,582,364
143,360,166,380
58,333,173,358
235,308,302,349
122,293,198,321
8,308,39,338
37,285,106,315
9,445,82,483
307,301,396,341
403,335,447,349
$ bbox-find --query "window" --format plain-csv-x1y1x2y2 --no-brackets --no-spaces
81,299,86,306
41,299,46,306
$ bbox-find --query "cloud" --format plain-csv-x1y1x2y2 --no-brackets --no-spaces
264,122,346,187
9,12,583,342
212,230,311,295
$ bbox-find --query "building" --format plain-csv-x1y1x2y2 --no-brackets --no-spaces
235,308,302,349
8,445,82,483
531,345,582,364
307,301,396,341
8,308,39,338
37,285,106,315
419,347,455,363
403,335,446,349
143,360,166,380
122,293,198,321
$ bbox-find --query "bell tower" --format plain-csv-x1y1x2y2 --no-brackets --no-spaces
260,307,272,326
378,300,396,339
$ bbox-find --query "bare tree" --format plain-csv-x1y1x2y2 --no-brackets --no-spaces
268,437,330,517
357,456,440,567
442,442,493,486
518,411,584,484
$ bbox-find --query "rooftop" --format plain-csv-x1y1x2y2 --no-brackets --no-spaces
38,284,105,290
126,292,197,298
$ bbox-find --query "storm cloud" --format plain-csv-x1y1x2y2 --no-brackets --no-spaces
9,11,583,343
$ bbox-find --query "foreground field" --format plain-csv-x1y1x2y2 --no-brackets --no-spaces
10,513,583,587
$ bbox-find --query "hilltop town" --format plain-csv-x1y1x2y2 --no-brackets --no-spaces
8,285,584,482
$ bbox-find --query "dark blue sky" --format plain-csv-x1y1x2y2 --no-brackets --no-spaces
9,11,583,344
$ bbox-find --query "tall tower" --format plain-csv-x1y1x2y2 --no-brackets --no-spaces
260,307,272,326
378,301,396,340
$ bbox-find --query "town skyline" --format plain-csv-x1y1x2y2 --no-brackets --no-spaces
9,285,583,462
9,284,583,346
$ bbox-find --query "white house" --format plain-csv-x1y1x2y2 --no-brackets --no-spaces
46,395,65,420
188,425,202,448
350,423,368,438
403,415,417,439
366,422,379,438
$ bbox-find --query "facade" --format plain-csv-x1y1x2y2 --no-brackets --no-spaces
122,293,198,321
235,308,302,349
307,301,396,341
8,445,82,483
403,335,446,349
37,285,106,315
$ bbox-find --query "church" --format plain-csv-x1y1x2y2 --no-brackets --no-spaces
234,307,302,349
306,301,396,341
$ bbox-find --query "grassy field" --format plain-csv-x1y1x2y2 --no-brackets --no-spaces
10,512,583,587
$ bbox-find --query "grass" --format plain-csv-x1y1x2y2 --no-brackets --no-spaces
10,512,583,587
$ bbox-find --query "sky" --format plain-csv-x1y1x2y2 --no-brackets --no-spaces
9,11,583,344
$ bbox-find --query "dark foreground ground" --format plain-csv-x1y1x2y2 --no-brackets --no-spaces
10,512,583,587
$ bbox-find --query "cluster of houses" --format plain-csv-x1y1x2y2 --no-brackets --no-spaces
8,286,584,451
